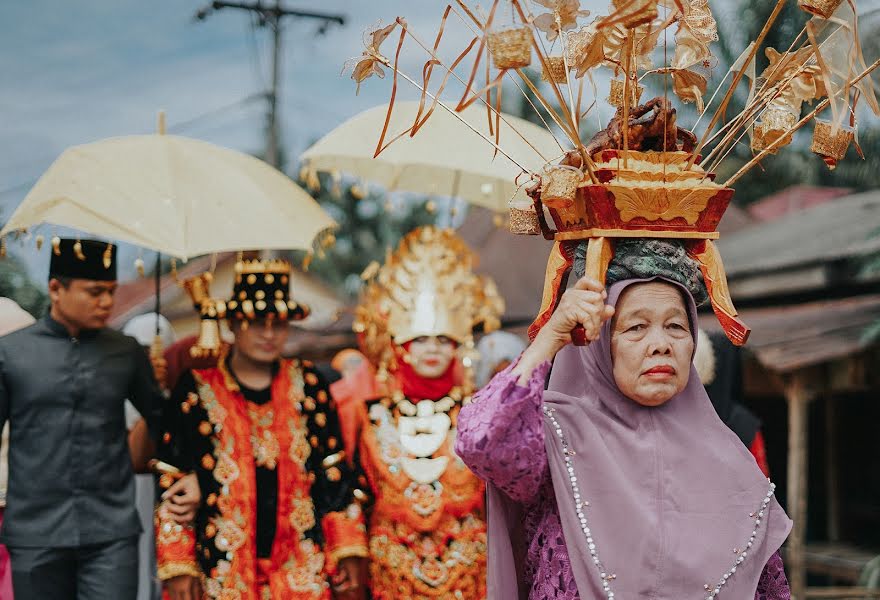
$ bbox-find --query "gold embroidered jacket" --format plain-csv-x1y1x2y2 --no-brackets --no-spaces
156,357,367,600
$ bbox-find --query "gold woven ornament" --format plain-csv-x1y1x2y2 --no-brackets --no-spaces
508,204,542,235
182,272,227,358
810,119,855,169
488,27,532,70
759,106,798,145
608,78,644,108
542,56,568,83
355,226,504,376
541,165,582,208
797,0,844,19
751,123,788,154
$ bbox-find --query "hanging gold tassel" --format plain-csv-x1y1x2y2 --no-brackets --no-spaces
35,235,44,251
135,257,145,278
52,236,61,256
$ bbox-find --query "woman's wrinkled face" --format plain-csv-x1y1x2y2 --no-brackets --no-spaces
407,335,457,379
610,282,694,407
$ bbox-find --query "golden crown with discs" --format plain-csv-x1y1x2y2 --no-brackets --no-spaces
355,226,504,373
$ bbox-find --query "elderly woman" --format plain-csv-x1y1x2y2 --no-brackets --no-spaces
455,241,793,599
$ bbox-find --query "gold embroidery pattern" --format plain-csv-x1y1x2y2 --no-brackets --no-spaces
368,517,486,598
283,539,328,595
289,495,317,534
247,405,279,469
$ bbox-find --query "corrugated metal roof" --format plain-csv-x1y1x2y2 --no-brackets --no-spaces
700,294,880,373
718,191,880,278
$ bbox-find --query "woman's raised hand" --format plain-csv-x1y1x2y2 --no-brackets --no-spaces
513,277,615,383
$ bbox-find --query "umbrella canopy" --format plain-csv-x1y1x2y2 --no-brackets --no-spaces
1,134,336,260
300,101,565,212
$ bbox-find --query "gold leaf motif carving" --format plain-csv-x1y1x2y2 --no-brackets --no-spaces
609,185,716,225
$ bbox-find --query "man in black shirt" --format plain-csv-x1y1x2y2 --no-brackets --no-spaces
0,238,165,600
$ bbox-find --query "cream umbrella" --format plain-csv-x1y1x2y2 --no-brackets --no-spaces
300,101,565,212
1,131,336,260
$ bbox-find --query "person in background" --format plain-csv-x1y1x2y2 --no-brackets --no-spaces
333,226,505,599
474,331,527,390
0,297,38,600
0,239,165,600
156,258,368,600
694,328,771,476
121,313,178,600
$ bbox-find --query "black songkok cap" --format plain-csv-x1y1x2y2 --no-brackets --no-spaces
48,238,117,282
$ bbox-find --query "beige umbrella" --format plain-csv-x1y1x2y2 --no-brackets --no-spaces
1,132,336,260
300,101,565,212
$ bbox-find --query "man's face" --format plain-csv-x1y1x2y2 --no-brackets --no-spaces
49,278,117,331
232,318,289,365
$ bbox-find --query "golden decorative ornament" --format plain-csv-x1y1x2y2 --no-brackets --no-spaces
135,258,145,278
51,236,61,256
247,274,257,285
265,274,275,284
611,0,659,28
810,118,855,170
542,56,568,83
797,0,844,18
241,300,255,318
255,290,266,300
508,204,542,235
760,106,798,145
541,165,582,208
607,78,644,108
73,240,85,261
751,123,789,154
35,235,44,250
255,300,267,311
102,244,113,269
488,27,532,70
355,226,504,378
425,199,437,213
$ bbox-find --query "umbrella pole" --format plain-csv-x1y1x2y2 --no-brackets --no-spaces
152,252,164,360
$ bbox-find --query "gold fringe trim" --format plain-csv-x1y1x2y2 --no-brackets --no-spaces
157,562,202,581
328,544,370,564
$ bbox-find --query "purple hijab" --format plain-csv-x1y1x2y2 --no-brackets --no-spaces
487,277,791,599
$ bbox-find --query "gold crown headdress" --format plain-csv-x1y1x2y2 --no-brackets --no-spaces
354,226,504,379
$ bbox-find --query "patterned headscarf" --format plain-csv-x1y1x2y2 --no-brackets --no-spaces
573,239,709,306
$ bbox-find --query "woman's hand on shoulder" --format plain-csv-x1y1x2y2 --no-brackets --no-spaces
513,277,614,383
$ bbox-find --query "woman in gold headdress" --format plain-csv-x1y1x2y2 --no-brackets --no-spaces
331,226,504,599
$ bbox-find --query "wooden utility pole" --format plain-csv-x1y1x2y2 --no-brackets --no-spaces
194,1,345,168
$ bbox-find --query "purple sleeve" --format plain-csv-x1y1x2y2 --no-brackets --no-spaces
755,552,791,600
455,360,552,504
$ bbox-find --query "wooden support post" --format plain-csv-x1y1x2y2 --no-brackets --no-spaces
825,393,840,544
786,372,815,599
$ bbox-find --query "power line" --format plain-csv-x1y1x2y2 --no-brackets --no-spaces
192,1,346,168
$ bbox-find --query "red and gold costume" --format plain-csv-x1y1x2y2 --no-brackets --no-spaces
156,259,367,599
333,227,504,599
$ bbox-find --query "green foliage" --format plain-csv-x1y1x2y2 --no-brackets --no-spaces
0,253,47,318
291,172,436,299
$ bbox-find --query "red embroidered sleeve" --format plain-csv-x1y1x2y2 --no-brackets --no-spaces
155,511,201,581
321,503,368,571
